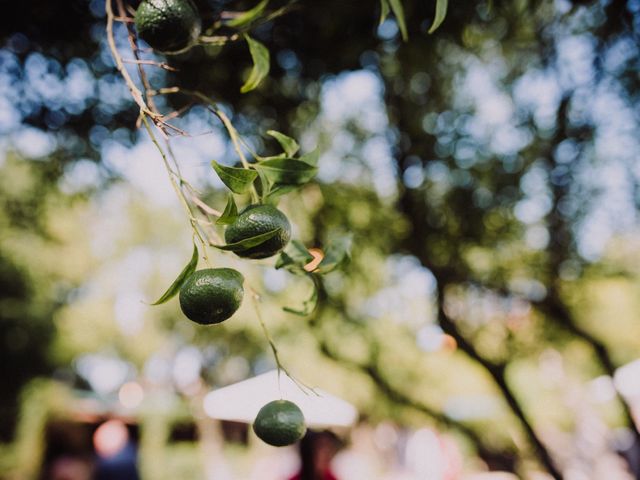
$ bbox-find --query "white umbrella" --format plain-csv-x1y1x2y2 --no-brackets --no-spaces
202,370,358,428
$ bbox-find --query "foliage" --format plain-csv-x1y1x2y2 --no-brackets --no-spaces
2,0,640,477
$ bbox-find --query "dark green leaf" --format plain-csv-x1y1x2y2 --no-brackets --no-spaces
379,0,390,25
213,228,281,252
428,0,448,34
255,158,317,186
216,195,238,225
266,130,300,157
299,149,320,167
388,0,408,41
255,166,272,199
315,236,352,274
275,251,296,270
211,160,258,194
240,35,270,93
226,0,269,28
152,245,198,305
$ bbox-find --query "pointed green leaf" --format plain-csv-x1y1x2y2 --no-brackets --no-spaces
255,158,317,187
255,166,272,200
258,153,288,162
240,35,270,93
216,195,239,225
299,148,319,167
315,236,352,274
275,240,314,271
266,130,299,157
379,0,390,25
226,0,269,28
213,228,281,252
428,0,449,34
291,240,314,261
152,245,198,305
212,160,258,194
388,0,408,40
275,251,296,270
282,305,309,316
265,184,300,203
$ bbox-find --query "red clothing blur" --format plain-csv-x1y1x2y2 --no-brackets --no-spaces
288,472,338,480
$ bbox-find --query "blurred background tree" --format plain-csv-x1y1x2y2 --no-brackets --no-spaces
1,1,640,479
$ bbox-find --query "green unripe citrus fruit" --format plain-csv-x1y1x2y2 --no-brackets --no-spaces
135,0,201,54
253,400,306,447
225,205,292,259
179,268,243,325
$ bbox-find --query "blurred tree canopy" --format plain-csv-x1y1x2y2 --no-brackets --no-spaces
2,1,640,478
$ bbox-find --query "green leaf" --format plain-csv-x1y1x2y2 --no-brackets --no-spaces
216,195,238,225
265,184,300,203
428,0,449,34
258,153,288,162
379,0,390,25
275,240,314,271
275,251,296,270
266,130,299,157
255,166,272,199
315,236,352,274
240,35,270,93
213,228,281,252
152,245,198,305
299,148,319,167
226,0,269,28
388,0,408,41
290,240,314,261
255,158,317,187
211,160,258,194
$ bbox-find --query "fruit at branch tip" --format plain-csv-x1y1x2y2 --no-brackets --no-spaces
135,0,201,54
179,268,244,324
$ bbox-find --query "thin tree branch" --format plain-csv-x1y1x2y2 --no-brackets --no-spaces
309,293,518,472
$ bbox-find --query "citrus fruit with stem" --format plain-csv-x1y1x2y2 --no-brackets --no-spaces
179,268,243,325
253,399,306,446
135,0,201,54
225,204,292,259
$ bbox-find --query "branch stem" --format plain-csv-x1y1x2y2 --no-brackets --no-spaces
249,286,316,396
141,115,211,264
105,0,155,118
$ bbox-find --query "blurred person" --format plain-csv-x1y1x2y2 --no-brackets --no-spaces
288,430,342,480
93,420,140,480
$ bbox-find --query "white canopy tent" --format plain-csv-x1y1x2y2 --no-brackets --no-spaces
202,370,358,428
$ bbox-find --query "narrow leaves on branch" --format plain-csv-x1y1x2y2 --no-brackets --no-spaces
379,0,390,25
267,130,300,157
240,35,270,93
315,236,352,274
255,158,317,186
226,0,269,28
299,149,319,167
265,185,299,203
213,228,282,252
276,240,314,273
428,0,449,34
388,0,408,41
152,245,199,305
212,160,259,194
216,195,239,225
